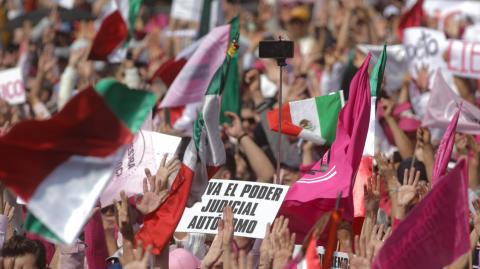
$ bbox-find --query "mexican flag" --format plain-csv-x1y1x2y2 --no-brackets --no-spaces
266,91,345,145
0,79,156,244
135,17,239,255
88,0,142,62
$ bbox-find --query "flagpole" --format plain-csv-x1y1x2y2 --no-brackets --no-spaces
277,64,284,182
276,37,287,183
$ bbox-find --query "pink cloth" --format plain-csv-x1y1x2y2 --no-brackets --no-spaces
160,24,230,108
169,248,201,269
432,109,460,186
372,160,470,269
84,208,109,269
423,70,480,135
279,54,372,243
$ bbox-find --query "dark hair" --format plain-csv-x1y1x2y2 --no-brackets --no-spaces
396,158,428,184
1,235,46,269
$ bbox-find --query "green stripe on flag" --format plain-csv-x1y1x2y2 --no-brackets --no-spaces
197,0,212,39
370,44,387,97
127,0,142,40
25,213,63,244
193,112,205,150
220,52,240,124
316,92,343,145
95,79,157,133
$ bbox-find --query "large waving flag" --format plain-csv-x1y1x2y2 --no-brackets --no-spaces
0,79,156,244
279,54,372,243
88,0,142,61
135,17,239,254
267,91,345,145
422,70,480,134
160,21,232,108
353,45,387,218
372,160,470,269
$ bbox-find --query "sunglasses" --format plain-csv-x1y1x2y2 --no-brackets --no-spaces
101,205,115,215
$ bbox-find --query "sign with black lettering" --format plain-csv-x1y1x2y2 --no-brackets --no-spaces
100,131,181,206
403,27,449,81
0,68,26,105
176,180,289,238
293,245,349,269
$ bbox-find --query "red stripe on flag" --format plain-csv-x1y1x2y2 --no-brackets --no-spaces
88,11,128,61
266,105,303,137
149,58,187,87
0,87,132,200
135,164,194,255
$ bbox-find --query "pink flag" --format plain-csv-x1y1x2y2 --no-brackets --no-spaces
372,160,470,269
423,70,480,134
279,54,372,243
160,25,230,108
432,109,460,186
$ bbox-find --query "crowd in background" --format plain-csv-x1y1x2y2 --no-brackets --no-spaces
0,0,479,268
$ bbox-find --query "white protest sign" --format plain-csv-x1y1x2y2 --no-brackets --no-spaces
402,27,457,88
446,39,480,79
100,131,182,206
292,245,349,269
0,68,26,105
423,0,480,28
170,0,203,22
176,180,289,239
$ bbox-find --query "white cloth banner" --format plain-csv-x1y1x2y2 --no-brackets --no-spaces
176,180,289,239
100,131,181,206
0,68,26,105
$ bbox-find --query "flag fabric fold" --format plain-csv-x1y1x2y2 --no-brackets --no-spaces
279,54,372,243
422,70,480,134
432,109,460,186
372,160,470,269
160,22,232,108
88,0,142,61
267,91,345,145
397,0,424,41
0,79,156,244
135,17,239,254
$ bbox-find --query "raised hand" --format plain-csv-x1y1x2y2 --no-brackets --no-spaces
415,64,431,92
367,224,392,259
136,154,179,215
364,174,380,213
397,168,420,207
270,216,296,269
258,223,273,269
0,184,14,222
114,191,133,241
416,127,432,149
201,225,224,269
224,112,245,139
121,240,152,269
375,154,400,190
348,235,372,269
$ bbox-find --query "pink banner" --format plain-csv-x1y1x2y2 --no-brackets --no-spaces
160,25,230,108
422,70,480,134
372,160,470,269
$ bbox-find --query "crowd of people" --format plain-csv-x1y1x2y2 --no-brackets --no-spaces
0,0,479,268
